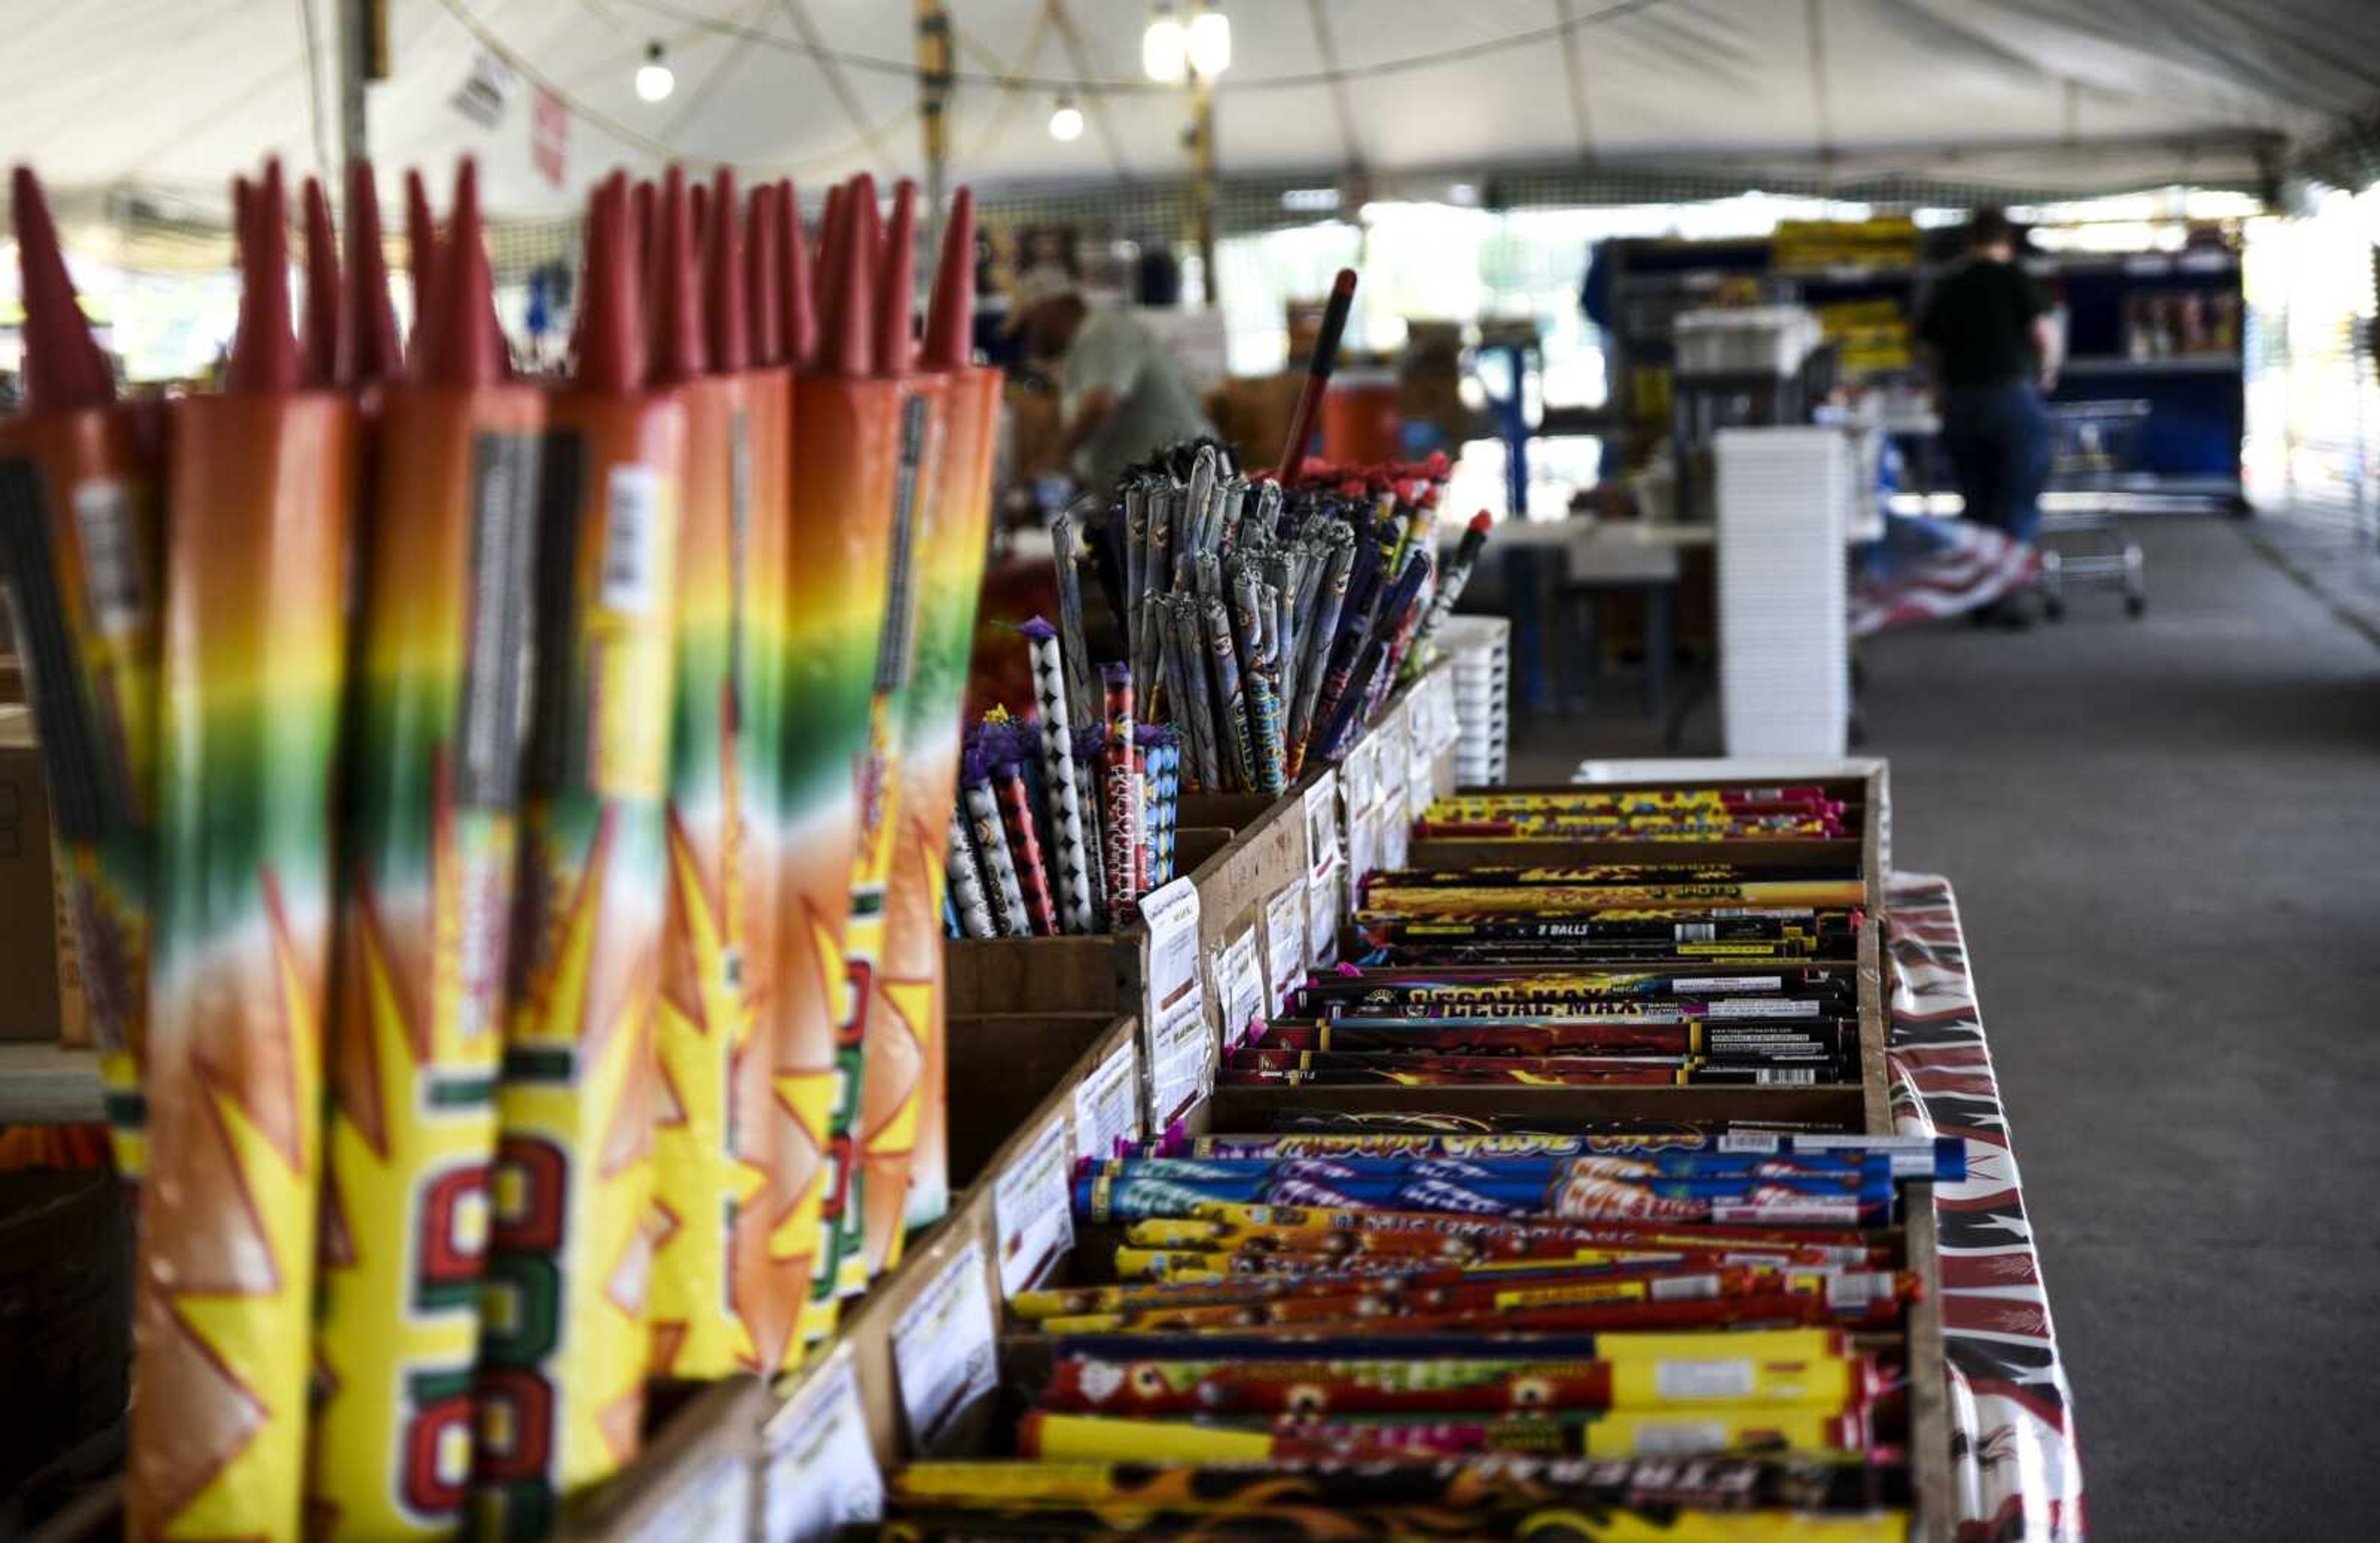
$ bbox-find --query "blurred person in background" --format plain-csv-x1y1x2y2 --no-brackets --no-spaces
1011,263,1212,497
1918,208,2059,626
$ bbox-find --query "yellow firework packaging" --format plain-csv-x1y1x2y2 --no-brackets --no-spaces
643,168,768,1381
0,170,162,1180
868,188,1002,1258
469,175,677,1538
130,164,353,1543
309,164,547,1537
778,175,903,1350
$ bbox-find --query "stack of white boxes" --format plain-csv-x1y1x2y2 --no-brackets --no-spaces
1714,427,1851,758
1437,615,1510,785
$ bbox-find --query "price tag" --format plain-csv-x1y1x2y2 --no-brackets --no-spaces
1308,857,1342,968
1215,927,1266,1051
1073,1037,1141,1159
764,1353,884,1543
1137,875,1210,1124
1347,800,1379,883
1382,801,1411,872
1263,878,1308,1015
1303,771,1340,882
892,1240,997,1455
629,1450,752,1543
993,1114,1075,1298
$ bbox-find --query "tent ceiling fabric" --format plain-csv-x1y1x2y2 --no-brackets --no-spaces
6,0,2375,216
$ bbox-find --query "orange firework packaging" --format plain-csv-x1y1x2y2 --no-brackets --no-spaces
838,180,947,1290
469,174,678,1537
308,162,547,1538
128,162,356,1543
775,175,905,1350
0,168,163,1182
644,167,800,1381
868,187,1002,1260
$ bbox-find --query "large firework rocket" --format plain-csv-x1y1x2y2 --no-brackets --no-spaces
0,168,162,1181
777,175,907,1350
468,174,679,1537
128,162,355,1543
308,162,546,1539
872,190,1003,1241
642,167,795,1381
824,180,944,1301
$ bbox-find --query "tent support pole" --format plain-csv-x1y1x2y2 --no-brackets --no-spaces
1192,73,1218,309
917,0,952,254
338,0,380,172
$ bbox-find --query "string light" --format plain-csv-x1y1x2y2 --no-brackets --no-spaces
1188,5,1232,78
1142,4,1188,84
1049,94,1085,142
634,41,675,104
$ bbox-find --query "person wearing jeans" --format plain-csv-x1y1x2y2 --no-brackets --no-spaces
1919,208,2060,621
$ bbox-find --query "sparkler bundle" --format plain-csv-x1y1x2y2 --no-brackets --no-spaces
0,155,997,1539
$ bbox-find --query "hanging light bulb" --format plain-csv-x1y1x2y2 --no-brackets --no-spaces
1142,3,1188,84
1048,95,1086,143
1188,4,1232,78
635,42,676,104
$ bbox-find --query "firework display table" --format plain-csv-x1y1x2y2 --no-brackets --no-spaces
1885,874,2086,1543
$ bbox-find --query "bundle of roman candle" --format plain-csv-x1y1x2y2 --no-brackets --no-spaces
942,702,1182,938
0,157,996,1540
1045,442,1448,800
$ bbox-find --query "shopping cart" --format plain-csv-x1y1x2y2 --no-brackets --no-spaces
2038,399,2149,619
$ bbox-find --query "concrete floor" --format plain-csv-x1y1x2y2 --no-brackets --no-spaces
1512,516,2380,1538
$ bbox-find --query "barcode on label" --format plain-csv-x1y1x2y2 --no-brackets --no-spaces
1755,1068,1818,1085
600,464,662,613
73,479,143,637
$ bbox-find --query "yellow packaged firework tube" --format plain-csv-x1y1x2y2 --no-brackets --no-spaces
778,174,905,1350
129,161,355,1543
0,167,162,1180
641,166,766,1381
308,162,547,1539
870,187,1003,1254
844,179,947,1288
468,174,679,1537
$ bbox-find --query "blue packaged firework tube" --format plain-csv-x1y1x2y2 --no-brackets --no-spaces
1162,1131,1965,1182
1074,1162,1896,1227
1219,1059,1842,1089
1085,1153,1897,1187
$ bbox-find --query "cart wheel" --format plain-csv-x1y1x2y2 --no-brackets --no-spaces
2125,594,2146,618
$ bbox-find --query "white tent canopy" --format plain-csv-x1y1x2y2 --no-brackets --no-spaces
6,0,2377,218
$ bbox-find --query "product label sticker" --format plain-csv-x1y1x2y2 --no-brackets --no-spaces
1308,857,1343,968
628,1451,751,1543
1676,976,1786,993
764,1352,884,1543
1215,927,1266,1051
994,1114,1076,1298
1302,771,1340,882
892,1240,998,1455
1381,802,1411,873
69,477,144,639
1346,801,1377,885
1137,875,1210,1125
599,463,664,614
1073,1037,1142,1160
1263,879,1308,1015
1655,1358,1758,1401
1706,997,1822,1020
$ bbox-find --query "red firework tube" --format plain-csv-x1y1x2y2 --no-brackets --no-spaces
1098,663,1140,923
345,162,403,386
1,166,163,1182
994,759,1059,935
1274,267,1357,476
633,178,659,294
777,179,818,371
745,182,783,366
300,176,341,388
404,167,436,337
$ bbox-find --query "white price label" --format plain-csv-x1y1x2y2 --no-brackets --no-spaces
1382,804,1411,873
630,1451,751,1543
599,464,665,614
994,1115,1075,1298
892,1240,997,1454
1302,771,1339,881
764,1355,884,1543
71,479,145,639
1676,976,1785,994
1073,1038,1141,1159
1263,879,1308,1015
1215,927,1266,1051
1654,1358,1758,1401
1307,857,1342,968
1347,803,1378,884
1707,997,1821,1020
1137,876,1210,1125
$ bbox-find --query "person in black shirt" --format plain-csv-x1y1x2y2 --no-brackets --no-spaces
1919,210,2060,572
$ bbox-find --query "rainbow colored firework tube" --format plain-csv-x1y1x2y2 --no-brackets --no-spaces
779,175,907,1348
467,174,679,1537
870,188,1002,1247
640,166,777,1381
1020,616,1096,935
128,161,354,1543
716,175,808,1378
829,179,948,1297
308,161,545,1539
0,167,162,1180
1096,664,1142,924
